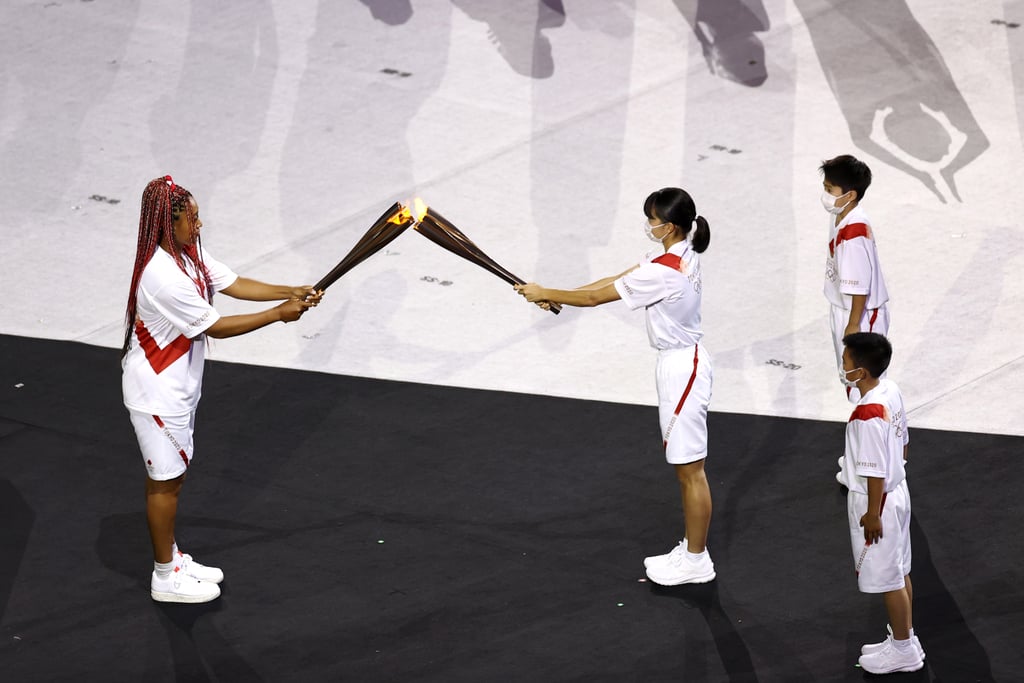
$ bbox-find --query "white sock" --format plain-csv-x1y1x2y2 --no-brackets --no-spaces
892,637,914,652
909,627,916,638
685,549,705,560
154,560,173,579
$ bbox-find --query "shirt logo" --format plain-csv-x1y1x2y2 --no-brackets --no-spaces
825,259,837,282
688,264,703,294
892,407,905,439
188,310,211,329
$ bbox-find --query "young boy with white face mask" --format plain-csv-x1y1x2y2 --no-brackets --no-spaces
838,332,924,675
820,154,891,404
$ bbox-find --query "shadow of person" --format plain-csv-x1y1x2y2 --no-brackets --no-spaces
793,0,988,203
96,512,266,683
450,0,565,78
650,581,761,682
908,518,995,682
151,599,233,683
358,0,414,25
0,478,34,626
149,0,279,193
672,0,771,87
0,0,141,227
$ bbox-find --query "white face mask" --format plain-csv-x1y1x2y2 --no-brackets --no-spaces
644,220,668,243
820,190,848,215
839,367,863,388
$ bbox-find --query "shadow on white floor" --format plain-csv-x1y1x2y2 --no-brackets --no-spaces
1,0,1020,435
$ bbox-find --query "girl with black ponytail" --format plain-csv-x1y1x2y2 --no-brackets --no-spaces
516,187,716,586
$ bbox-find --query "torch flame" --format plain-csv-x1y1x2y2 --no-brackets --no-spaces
413,197,429,223
388,205,413,225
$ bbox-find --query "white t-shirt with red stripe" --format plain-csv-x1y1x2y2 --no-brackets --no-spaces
841,379,909,494
614,240,703,350
823,205,889,310
122,247,238,416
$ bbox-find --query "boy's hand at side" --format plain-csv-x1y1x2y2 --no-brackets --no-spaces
859,512,883,544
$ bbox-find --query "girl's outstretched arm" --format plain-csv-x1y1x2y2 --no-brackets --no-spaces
515,281,620,308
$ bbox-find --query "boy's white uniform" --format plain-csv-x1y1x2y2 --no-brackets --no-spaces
123,247,237,480
840,378,911,593
614,239,712,464
824,205,890,399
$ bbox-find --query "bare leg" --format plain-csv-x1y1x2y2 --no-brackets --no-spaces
674,459,712,553
883,584,913,641
904,574,914,630
146,474,185,564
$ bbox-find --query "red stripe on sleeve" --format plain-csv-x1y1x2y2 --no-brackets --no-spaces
135,321,191,374
829,222,872,257
849,403,887,422
652,253,683,272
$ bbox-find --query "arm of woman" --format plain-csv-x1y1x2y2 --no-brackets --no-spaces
514,265,635,308
574,266,638,291
221,277,321,303
205,299,312,339
515,281,621,308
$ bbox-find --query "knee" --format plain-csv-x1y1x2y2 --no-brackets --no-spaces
146,474,185,496
674,461,707,486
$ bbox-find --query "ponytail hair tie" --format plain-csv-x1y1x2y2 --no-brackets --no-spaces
164,175,175,191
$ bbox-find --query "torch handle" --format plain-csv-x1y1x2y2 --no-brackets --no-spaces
313,203,412,292
416,213,561,314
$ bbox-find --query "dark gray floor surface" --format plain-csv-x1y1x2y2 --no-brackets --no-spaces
1,335,1021,682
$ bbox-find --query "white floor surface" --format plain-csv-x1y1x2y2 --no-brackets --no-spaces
1,0,1021,435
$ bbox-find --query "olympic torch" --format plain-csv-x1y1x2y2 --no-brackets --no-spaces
411,199,561,315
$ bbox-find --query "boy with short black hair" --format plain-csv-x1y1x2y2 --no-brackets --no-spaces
820,155,890,403
839,332,924,674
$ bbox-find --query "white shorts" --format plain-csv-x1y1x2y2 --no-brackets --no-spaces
656,344,713,465
848,479,912,593
830,302,890,402
129,409,195,481
830,302,890,368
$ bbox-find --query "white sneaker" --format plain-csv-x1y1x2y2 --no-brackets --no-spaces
858,636,924,674
644,540,687,570
151,568,221,604
861,624,925,660
177,551,224,584
645,548,716,586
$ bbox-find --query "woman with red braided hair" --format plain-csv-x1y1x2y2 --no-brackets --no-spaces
122,176,321,603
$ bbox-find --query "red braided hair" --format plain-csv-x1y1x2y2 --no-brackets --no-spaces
122,175,214,356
